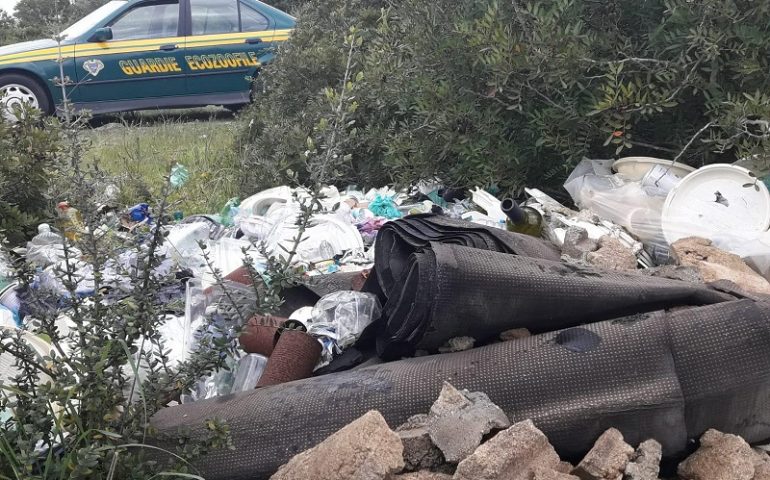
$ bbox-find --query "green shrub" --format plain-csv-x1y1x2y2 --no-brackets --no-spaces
238,0,390,193
240,0,770,196
0,111,62,245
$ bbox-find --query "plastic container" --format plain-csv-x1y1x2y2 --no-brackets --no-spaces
256,330,322,387
613,157,696,181
240,314,285,356
661,164,770,245
640,164,686,195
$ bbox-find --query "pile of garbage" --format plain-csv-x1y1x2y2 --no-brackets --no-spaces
4,155,770,477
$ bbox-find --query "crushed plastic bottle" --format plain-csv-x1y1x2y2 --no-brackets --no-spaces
26,224,73,268
219,197,241,227
170,163,190,188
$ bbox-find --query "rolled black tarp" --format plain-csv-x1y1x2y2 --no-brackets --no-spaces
373,239,732,356
151,299,770,480
372,214,561,295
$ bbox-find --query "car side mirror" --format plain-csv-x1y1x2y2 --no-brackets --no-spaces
88,27,113,43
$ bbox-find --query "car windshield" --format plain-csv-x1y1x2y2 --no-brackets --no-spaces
59,1,127,40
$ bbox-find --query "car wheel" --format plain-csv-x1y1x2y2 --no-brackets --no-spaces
0,74,51,122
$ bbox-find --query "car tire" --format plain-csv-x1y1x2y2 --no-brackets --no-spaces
0,73,52,121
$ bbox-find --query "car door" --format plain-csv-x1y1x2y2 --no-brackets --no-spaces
71,0,187,105
183,0,274,102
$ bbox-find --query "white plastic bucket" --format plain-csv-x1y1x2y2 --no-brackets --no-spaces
641,164,683,194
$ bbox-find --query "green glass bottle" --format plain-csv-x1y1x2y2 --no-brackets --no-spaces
501,198,543,237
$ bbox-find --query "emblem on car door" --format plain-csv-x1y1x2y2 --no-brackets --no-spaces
83,59,105,77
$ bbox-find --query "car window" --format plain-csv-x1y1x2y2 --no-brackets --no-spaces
239,2,269,32
191,0,239,36
60,1,126,40
109,0,179,41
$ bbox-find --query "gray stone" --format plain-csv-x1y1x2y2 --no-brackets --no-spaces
624,439,662,480
454,419,562,480
270,410,404,480
396,415,444,471
427,382,511,463
572,428,634,480
561,226,599,259
677,429,756,480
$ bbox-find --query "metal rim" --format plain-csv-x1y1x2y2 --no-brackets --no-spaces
0,83,40,122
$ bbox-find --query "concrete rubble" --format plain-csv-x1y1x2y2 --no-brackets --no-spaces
453,419,563,480
396,414,444,471
387,472,453,480
561,226,599,260
586,236,639,271
671,236,770,295
273,384,770,480
623,439,662,480
572,428,634,480
677,429,767,480
426,382,511,463
270,410,404,480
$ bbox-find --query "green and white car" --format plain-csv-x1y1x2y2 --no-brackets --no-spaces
0,0,294,119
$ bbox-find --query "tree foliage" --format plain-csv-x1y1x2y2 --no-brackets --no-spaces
240,0,770,196
0,0,108,44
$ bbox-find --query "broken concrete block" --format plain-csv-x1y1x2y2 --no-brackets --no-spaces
396,414,444,471
533,466,581,480
677,429,755,480
438,336,475,353
427,382,510,463
454,419,562,480
671,236,770,295
387,471,452,480
572,428,634,480
561,226,599,259
624,439,662,480
270,410,404,480
500,328,531,341
586,236,637,271
754,448,770,478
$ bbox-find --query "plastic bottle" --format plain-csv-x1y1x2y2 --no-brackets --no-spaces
170,163,190,188
501,198,543,237
219,197,241,227
56,202,83,241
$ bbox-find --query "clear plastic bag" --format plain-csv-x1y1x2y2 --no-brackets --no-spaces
564,159,670,262
231,353,268,392
309,291,382,349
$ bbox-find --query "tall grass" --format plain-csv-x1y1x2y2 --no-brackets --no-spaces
82,109,245,216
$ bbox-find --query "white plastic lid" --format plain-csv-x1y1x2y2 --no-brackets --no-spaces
661,164,770,245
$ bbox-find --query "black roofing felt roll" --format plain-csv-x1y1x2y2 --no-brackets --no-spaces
370,216,731,357
152,299,770,480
